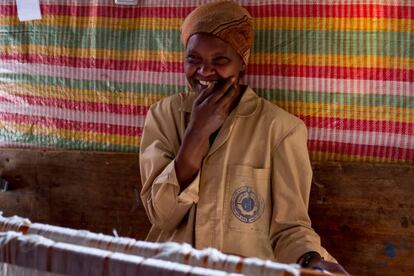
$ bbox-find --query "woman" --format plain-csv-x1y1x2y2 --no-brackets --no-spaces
140,1,347,274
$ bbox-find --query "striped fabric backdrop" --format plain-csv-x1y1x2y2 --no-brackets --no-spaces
0,0,413,163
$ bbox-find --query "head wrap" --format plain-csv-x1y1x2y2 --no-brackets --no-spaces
180,1,254,65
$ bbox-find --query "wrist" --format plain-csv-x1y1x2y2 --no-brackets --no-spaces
176,128,209,172
297,251,322,268
186,123,211,141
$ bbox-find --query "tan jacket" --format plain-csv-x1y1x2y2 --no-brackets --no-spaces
140,87,335,264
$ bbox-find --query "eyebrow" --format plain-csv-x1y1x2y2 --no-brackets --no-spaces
186,50,199,55
213,55,230,58
186,49,229,56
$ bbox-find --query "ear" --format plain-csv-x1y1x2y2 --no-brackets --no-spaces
241,61,246,71
239,62,247,78
239,70,246,79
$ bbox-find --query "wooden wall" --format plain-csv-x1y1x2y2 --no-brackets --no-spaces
309,163,414,275
0,149,413,275
0,149,150,240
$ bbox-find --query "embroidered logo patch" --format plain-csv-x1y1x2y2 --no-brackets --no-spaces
231,186,264,223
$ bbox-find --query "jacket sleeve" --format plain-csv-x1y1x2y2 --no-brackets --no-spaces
139,102,200,232
270,121,334,263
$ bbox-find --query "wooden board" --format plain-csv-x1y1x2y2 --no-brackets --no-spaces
0,149,413,275
310,162,414,276
0,149,150,240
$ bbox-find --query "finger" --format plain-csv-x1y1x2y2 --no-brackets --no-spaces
211,77,237,103
316,260,349,275
194,81,215,105
217,82,239,110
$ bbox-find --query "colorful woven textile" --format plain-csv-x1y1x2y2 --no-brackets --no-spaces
0,0,413,163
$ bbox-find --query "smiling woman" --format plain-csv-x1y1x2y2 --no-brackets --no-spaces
139,1,348,275
184,33,245,97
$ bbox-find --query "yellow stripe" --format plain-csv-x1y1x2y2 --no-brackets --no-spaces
250,53,414,70
0,45,184,62
2,44,412,70
0,121,138,146
1,16,413,32
272,100,414,123
0,82,164,105
0,16,183,30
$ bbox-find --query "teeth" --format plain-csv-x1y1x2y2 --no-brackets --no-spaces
199,80,214,86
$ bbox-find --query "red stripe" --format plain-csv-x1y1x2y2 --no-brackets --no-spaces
0,94,149,115
0,112,142,136
0,53,183,73
1,4,412,18
246,4,414,19
301,116,414,135
309,140,413,161
0,4,194,18
247,64,414,81
2,53,413,81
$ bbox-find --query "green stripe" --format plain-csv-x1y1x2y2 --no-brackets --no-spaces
0,129,138,152
254,30,413,57
258,88,413,109
0,26,185,51
1,73,412,109
0,73,187,95
0,26,412,57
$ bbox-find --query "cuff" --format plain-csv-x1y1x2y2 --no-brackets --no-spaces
153,160,199,204
150,160,200,230
178,170,200,204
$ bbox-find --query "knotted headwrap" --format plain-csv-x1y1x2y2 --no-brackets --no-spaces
180,1,254,65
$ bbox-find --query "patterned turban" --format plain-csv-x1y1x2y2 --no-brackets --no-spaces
180,1,254,65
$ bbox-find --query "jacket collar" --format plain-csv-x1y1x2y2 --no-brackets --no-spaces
178,86,259,117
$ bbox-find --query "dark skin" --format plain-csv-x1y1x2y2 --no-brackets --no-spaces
175,33,245,190
175,33,348,275
298,251,349,275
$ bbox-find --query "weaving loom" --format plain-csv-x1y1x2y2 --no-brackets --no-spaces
0,214,325,276
0,0,413,275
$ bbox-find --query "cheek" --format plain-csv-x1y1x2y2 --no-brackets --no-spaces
216,65,243,79
184,64,197,90
184,63,196,77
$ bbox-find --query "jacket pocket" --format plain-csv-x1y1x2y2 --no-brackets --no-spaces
224,165,271,234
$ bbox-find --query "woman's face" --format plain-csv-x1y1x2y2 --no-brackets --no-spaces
184,33,245,94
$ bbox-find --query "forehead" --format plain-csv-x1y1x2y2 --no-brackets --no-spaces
185,33,236,56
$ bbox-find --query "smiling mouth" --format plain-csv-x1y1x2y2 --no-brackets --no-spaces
198,80,217,86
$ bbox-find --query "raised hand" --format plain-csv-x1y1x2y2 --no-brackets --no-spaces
175,77,241,190
188,77,239,137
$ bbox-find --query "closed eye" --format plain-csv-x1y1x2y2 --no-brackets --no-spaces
213,56,230,65
186,55,201,64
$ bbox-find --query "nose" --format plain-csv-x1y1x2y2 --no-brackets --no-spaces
197,62,215,77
